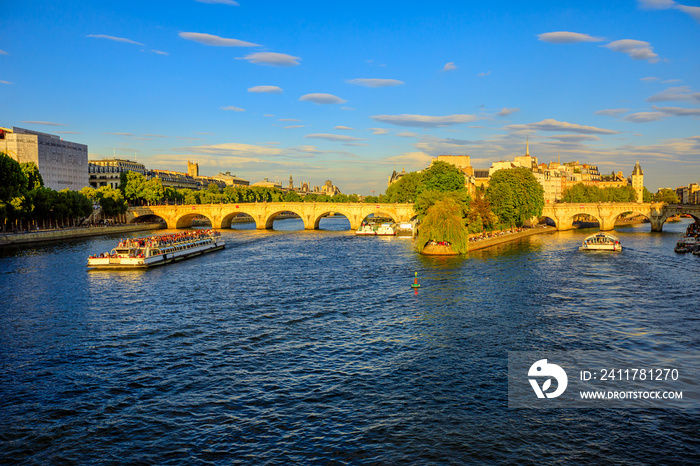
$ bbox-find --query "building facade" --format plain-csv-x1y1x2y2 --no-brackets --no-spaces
1,126,88,191
89,158,147,189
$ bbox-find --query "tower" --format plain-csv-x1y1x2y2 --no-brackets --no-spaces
631,161,644,203
526,136,530,157
289,175,293,190
187,160,199,177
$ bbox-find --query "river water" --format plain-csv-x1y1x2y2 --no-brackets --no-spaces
1,218,698,464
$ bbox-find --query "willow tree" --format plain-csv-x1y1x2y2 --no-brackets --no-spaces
486,167,544,227
416,197,470,254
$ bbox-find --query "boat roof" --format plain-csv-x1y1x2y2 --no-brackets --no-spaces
583,232,620,241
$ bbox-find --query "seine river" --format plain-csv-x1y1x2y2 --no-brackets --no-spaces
1,218,698,464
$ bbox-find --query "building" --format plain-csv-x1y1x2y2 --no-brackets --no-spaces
89,158,146,189
187,160,199,177
676,183,700,204
320,180,341,196
0,126,88,191
388,167,407,187
210,171,250,187
630,161,644,203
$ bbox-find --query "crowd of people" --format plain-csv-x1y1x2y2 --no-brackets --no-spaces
90,230,219,259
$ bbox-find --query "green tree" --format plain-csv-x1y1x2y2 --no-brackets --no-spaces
141,178,165,205
654,188,680,203
284,190,302,202
123,171,147,203
416,161,466,195
414,190,470,219
385,171,423,203
96,186,127,219
486,167,544,227
0,152,27,203
363,195,379,203
416,197,470,254
20,162,44,190
642,187,653,203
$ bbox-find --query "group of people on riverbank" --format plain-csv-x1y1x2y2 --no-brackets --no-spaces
468,225,547,243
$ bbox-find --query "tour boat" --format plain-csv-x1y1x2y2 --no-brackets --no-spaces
375,223,397,236
395,222,414,237
355,224,376,236
87,230,225,269
579,232,622,252
674,237,696,253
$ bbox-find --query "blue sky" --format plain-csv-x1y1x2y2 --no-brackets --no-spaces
1,0,698,194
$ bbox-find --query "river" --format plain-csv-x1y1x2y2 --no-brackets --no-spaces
1,218,698,464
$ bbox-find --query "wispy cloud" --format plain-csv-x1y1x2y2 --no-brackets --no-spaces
497,108,519,117
195,0,239,5
305,133,365,142
248,85,283,94
652,105,700,117
0,80,13,85
237,52,300,67
334,126,354,130
87,34,144,46
284,125,305,129
595,108,630,117
621,112,667,123
369,128,390,135
641,76,660,82
604,40,659,63
221,106,245,112
299,93,347,104
505,119,619,134
646,86,700,103
371,114,479,128
103,132,134,136
55,131,81,135
0,49,7,55
478,71,491,77
346,78,404,88
396,132,419,137
179,32,260,47
537,31,604,43
662,79,681,84
442,62,457,71
638,0,700,23
23,121,68,126
279,118,301,122
548,134,602,143
151,50,169,56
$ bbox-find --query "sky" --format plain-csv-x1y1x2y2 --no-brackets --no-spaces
1,0,699,194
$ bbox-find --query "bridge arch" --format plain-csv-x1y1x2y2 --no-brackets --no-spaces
129,213,166,225
609,210,652,230
562,212,604,230
221,210,260,229
174,212,215,229
360,210,398,224
264,209,310,230
313,210,352,230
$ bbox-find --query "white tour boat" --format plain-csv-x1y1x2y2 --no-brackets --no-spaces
579,232,622,252
674,236,696,253
395,222,414,237
375,223,396,236
355,224,376,236
87,230,225,269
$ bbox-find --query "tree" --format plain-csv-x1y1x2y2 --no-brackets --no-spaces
642,187,653,203
123,171,147,203
141,178,165,205
96,186,127,219
416,197,470,254
414,190,470,219
466,190,498,233
20,162,44,190
284,190,302,202
416,161,466,195
655,188,679,203
0,152,27,203
486,167,544,227
385,171,423,203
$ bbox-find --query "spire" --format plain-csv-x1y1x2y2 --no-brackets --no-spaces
558,151,560,165
526,137,530,157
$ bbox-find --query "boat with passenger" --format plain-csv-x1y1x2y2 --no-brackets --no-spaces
674,222,699,253
87,230,225,269
376,223,397,236
579,232,622,251
355,223,376,236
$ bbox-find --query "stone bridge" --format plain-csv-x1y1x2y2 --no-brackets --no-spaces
128,202,416,230
540,202,700,232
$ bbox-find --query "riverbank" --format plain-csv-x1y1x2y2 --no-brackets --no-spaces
0,223,166,246
466,225,556,252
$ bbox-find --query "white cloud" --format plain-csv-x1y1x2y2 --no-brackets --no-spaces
0,49,7,55
497,108,520,117
662,79,681,84
384,151,435,169
305,133,365,142
442,62,457,71
23,121,68,126
284,125,305,129
505,119,619,134
677,4,700,22
178,142,285,157
371,114,479,128
221,106,245,112
151,50,169,55
478,71,491,77
604,39,659,63
652,105,700,117
86,34,144,46
646,86,700,103
263,114,275,117
103,132,134,136
537,31,604,43
548,134,602,143
396,132,419,137
594,108,630,117
195,0,239,5
0,80,13,85
334,126,354,130
55,131,81,135
641,76,660,82
638,0,700,23
621,112,667,123
299,93,347,104
279,118,301,122
346,78,404,87
238,52,300,67
179,32,260,47
368,128,390,135
248,85,283,94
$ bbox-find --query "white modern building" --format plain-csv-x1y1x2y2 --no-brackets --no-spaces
0,126,88,191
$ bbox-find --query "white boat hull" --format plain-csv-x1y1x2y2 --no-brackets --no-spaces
87,239,225,269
